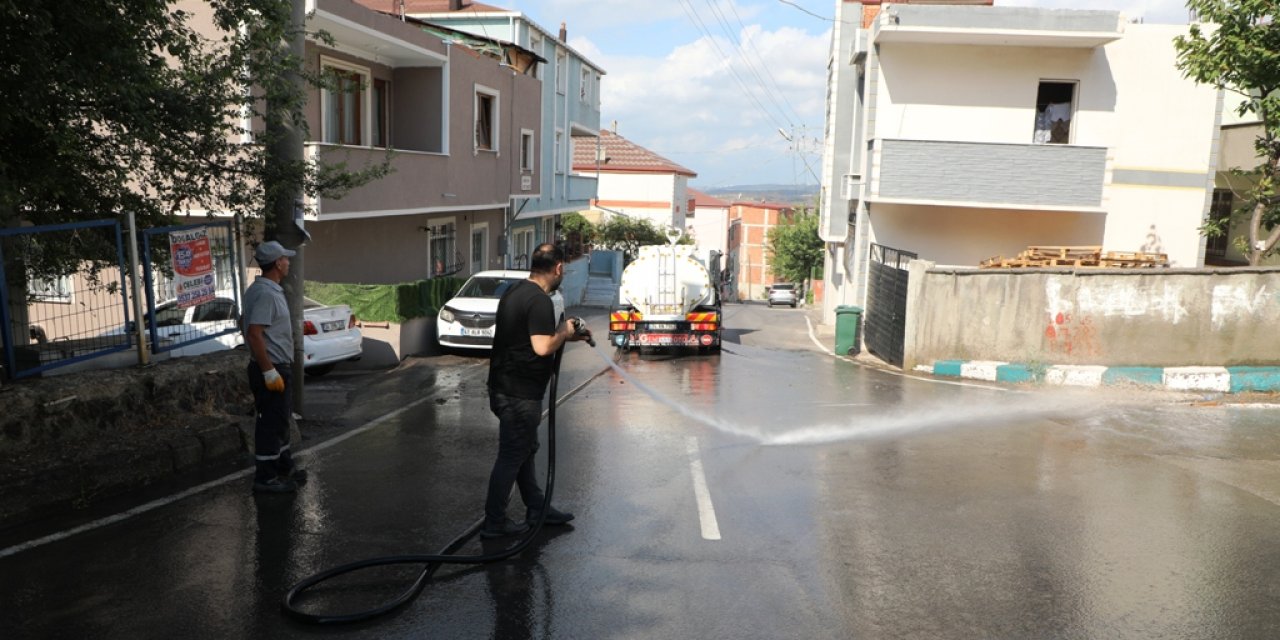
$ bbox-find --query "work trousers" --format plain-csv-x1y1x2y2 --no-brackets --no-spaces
485,391,546,525
248,361,295,483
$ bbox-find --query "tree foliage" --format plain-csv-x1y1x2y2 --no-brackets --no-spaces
1175,1,1280,265
593,215,690,262
0,0,388,279
767,207,824,285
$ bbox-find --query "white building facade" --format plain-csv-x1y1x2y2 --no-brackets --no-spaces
818,3,1222,324
573,129,696,232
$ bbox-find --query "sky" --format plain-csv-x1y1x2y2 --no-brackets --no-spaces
494,0,1193,189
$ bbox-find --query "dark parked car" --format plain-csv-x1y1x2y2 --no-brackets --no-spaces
767,283,799,308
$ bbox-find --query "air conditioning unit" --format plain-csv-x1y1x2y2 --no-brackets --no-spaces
841,174,862,200
851,29,868,67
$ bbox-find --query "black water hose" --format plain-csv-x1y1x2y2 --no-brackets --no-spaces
281,349,567,625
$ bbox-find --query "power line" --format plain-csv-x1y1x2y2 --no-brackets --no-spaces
676,0,792,132
703,0,802,126
774,0,842,23
723,0,808,124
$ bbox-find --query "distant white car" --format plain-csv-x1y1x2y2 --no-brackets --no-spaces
113,295,362,374
437,270,566,351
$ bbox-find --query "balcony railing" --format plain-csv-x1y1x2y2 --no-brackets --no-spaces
567,174,597,204
873,138,1107,210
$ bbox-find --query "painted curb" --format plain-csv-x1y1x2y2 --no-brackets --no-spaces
923,361,1280,393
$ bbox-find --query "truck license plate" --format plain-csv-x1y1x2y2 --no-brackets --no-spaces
648,323,677,330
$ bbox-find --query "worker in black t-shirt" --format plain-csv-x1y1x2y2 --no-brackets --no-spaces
482,242,591,539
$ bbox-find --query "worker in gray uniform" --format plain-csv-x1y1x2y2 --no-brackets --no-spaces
243,240,307,493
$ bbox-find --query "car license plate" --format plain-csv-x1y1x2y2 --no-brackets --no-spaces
322,320,346,332
648,323,677,330
463,327,493,337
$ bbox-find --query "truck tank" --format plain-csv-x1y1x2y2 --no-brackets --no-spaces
609,231,722,352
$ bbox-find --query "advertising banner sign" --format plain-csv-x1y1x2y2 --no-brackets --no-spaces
170,227,216,308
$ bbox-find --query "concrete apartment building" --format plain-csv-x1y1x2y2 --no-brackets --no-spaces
727,202,795,302
290,0,541,284
687,189,731,268
572,128,698,231
357,0,606,269
817,1,1221,324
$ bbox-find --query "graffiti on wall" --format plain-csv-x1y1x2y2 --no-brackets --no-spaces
1211,284,1271,330
1044,311,1101,358
1045,277,1189,324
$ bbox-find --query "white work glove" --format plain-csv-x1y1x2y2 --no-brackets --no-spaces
263,368,285,393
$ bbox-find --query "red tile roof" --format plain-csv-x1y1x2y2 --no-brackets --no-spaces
573,130,697,178
354,0,508,14
688,189,730,208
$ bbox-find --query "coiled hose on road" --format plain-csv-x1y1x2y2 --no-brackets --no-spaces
281,349,570,625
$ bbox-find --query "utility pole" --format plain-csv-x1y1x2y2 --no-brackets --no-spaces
266,0,309,413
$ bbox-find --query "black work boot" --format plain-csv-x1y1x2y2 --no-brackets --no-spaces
526,505,575,525
480,518,530,539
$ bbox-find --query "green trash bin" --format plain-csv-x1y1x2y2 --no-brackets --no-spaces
834,305,863,355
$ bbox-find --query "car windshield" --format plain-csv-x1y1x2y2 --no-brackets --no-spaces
457,277,522,299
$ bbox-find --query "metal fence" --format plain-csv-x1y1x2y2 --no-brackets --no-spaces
1,220,134,379
1,218,243,380
141,221,243,357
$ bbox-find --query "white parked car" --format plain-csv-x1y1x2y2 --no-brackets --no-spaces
437,270,566,351
112,295,362,375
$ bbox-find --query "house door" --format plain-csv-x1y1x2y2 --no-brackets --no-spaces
864,243,916,367
471,224,488,275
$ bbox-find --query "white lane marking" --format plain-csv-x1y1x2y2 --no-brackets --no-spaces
803,315,1012,392
1,359,615,560
686,437,722,541
0,393,437,559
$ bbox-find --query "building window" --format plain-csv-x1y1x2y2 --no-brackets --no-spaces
474,86,499,152
555,50,567,94
512,227,535,268
521,130,535,172
542,217,556,244
529,33,543,80
471,224,488,274
580,67,591,102
322,67,365,145
1207,189,1233,258
372,79,389,148
428,221,456,277
554,129,564,173
1033,81,1076,144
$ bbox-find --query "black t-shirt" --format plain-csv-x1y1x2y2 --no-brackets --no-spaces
488,279,557,399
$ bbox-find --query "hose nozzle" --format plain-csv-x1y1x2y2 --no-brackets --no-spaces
570,316,596,347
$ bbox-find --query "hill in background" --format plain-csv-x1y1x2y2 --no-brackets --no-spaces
699,184,819,207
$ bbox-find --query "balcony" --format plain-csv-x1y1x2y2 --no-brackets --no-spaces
308,144,452,219
874,5,1124,49
567,174,597,204
872,139,1106,211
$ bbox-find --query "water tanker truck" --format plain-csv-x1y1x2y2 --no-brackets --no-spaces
609,230,722,352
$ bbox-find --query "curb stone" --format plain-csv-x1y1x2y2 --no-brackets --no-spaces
918,361,1280,393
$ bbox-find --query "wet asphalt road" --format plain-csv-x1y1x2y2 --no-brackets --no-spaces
6,302,1280,639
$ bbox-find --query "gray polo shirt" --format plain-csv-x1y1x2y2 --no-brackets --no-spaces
243,276,293,365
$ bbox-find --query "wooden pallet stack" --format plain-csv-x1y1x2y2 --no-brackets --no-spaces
980,246,1168,269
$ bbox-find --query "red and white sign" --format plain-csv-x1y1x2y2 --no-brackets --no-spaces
170,227,216,308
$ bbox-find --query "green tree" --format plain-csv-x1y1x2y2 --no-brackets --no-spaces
594,215,690,262
767,207,824,286
1175,1,1280,265
0,0,388,280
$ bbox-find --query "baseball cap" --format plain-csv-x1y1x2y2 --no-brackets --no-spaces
254,240,296,265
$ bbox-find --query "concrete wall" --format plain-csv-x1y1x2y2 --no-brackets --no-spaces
904,261,1280,369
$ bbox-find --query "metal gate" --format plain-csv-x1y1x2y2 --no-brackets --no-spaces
865,243,916,367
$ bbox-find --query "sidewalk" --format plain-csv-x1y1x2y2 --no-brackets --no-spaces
805,306,1280,397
